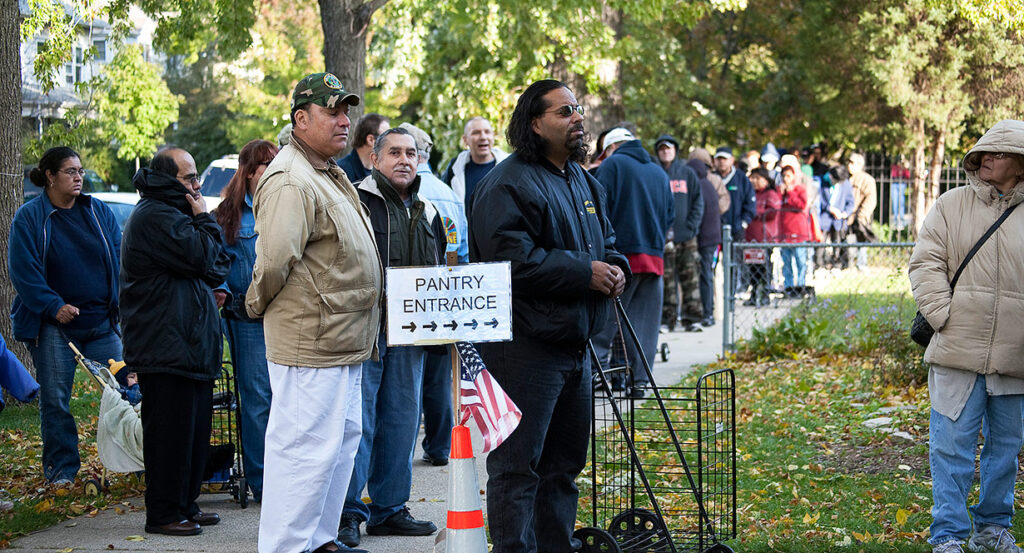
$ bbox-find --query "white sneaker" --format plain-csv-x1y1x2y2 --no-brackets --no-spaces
934,540,965,553
969,526,1023,553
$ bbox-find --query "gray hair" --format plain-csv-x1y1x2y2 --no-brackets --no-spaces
372,127,413,157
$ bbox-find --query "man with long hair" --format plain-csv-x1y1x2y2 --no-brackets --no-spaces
468,79,628,553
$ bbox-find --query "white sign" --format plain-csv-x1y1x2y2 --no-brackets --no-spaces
386,262,513,346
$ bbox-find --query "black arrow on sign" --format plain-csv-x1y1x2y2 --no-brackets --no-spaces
443,320,458,330
402,322,416,332
485,318,499,328
465,319,478,330
424,321,438,332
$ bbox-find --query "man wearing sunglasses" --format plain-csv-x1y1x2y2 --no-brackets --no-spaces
468,79,629,553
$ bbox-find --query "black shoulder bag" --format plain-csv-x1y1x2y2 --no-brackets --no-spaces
911,202,1019,347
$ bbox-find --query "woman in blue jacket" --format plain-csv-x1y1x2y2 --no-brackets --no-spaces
817,165,855,270
8,146,123,484
212,139,278,502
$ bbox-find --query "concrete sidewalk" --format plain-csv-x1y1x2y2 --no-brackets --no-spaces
9,324,722,553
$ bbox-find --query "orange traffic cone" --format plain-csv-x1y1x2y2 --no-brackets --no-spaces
445,425,488,552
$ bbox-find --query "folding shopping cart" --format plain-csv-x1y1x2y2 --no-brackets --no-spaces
576,299,736,553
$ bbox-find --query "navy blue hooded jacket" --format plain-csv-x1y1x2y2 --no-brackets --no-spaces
595,139,675,257
8,192,122,342
720,168,757,237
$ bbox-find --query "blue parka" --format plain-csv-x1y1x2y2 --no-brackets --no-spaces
8,193,122,342
595,139,675,256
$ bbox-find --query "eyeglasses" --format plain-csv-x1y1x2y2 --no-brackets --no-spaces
544,104,585,118
178,173,199,185
60,168,86,177
990,153,1009,159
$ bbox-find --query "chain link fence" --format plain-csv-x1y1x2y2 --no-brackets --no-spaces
721,227,914,353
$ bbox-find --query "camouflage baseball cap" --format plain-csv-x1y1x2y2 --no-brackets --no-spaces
291,72,360,111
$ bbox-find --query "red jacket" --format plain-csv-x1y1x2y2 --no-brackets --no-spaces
745,188,781,242
778,184,813,243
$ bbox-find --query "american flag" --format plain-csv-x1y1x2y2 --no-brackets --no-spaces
455,341,521,453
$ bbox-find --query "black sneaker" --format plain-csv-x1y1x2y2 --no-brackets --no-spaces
337,515,361,547
700,316,714,327
365,507,437,536
421,453,449,466
682,322,703,332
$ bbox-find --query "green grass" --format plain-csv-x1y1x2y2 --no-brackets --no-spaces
0,368,145,547
577,285,1024,552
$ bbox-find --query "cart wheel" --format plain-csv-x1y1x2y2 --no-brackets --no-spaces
659,342,670,362
238,478,248,509
573,527,621,553
608,508,669,552
702,544,734,553
83,478,101,497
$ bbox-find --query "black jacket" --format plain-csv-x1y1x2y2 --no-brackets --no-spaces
119,168,232,380
468,153,629,351
661,159,704,243
687,159,723,248
356,172,447,270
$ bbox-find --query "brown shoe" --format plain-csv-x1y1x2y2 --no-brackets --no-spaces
189,511,220,526
145,520,202,536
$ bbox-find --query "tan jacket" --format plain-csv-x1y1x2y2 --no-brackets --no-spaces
707,172,731,215
848,171,877,227
909,119,1024,377
246,138,383,367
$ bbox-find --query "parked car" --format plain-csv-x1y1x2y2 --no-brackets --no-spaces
89,192,142,231
200,155,238,199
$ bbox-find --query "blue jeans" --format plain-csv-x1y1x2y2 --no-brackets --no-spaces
592,273,662,387
344,332,426,524
929,375,1024,545
223,318,271,501
480,338,591,553
420,349,453,460
780,247,807,288
28,320,122,482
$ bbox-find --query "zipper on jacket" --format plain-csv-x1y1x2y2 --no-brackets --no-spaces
983,202,1004,372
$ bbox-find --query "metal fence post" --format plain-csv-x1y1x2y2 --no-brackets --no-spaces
722,225,732,355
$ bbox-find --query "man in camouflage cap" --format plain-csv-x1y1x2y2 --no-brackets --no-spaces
249,71,379,553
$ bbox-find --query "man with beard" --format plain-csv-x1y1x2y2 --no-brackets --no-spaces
442,117,509,204
468,79,628,553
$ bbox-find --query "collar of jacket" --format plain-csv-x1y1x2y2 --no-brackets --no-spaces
370,168,422,205
132,167,192,214
970,179,1024,207
290,133,333,171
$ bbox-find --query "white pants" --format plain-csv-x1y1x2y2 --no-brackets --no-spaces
258,362,362,553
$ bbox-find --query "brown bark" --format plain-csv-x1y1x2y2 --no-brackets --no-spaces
927,127,946,213
318,0,388,124
909,119,927,238
0,0,31,370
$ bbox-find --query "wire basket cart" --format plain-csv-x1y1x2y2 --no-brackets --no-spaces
203,360,249,508
576,299,736,553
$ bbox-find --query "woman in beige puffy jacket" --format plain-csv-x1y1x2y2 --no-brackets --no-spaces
909,119,1024,553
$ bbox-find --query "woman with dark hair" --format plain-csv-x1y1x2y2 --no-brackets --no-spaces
744,168,780,306
8,146,123,484
213,139,278,502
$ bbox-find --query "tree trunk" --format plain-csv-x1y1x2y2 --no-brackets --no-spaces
909,119,928,238
0,0,31,370
927,126,946,214
318,0,388,125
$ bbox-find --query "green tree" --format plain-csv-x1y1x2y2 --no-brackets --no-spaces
94,44,180,165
